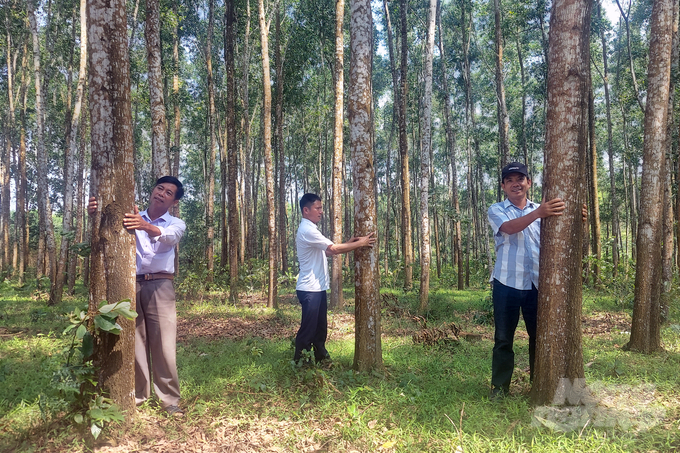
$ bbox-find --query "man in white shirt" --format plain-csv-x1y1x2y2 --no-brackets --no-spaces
294,193,376,364
89,176,186,416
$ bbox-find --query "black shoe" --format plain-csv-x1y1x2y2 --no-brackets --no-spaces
315,353,332,364
165,405,185,417
489,387,508,401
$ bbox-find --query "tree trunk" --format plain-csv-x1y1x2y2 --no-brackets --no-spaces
660,0,677,321
598,4,620,276
350,0,382,372
275,5,288,276
3,20,16,277
225,0,239,303
258,0,278,308
494,0,510,166
146,0,169,178
587,84,601,287
418,0,436,311
437,2,463,290
87,0,137,413
69,108,88,294
531,0,590,406
330,0,346,310
50,0,88,305
399,0,413,292
626,0,673,353
28,0,56,286
205,0,217,281
17,41,28,284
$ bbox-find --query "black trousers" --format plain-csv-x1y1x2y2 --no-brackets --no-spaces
491,279,537,392
294,290,329,361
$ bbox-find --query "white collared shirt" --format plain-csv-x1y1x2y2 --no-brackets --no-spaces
488,198,541,290
296,218,334,292
136,209,186,275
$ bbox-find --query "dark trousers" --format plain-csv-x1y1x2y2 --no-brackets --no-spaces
491,279,537,392
294,290,329,361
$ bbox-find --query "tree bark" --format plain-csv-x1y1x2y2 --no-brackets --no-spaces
625,0,673,354
330,0,346,310
258,0,278,308
418,0,436,311
531,0,591,406
225,0,239,303
350,0,382,372
145,0,169,178
87,0,137,413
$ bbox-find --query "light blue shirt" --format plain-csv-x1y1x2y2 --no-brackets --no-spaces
136,209,186,275
296,218,334,292
488,198,541,290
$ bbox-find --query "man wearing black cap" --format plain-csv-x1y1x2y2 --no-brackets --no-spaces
486,162,566,399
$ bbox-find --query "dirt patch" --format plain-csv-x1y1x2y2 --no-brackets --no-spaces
177,315,297,343
581,312,631,336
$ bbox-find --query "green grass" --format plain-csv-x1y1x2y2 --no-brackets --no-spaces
0,277,679,452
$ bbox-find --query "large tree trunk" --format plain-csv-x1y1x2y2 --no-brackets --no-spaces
626,0,674,353
28,0,56,286
51,0,88,305
399,0,413,292
205,0,217,281
494,0,510,166
87,0,137,413
258,0,278,309
418,0,436,311
330,0,346,310
350,0,382,372
225,0,239,303
531,0,591,406
241,0,254,262
146,0,169,178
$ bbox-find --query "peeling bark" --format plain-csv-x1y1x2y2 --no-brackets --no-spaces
626,0,673,354
87,0,137,413
531,0,591,406
350,0,382,371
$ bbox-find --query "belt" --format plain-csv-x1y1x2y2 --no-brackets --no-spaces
136,272,175,282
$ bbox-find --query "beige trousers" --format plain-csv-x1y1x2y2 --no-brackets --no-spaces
135,279,180,408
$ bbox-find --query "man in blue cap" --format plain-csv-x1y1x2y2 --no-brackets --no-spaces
487,162,566,399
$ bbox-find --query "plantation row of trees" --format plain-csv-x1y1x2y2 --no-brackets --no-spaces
0,0,677,404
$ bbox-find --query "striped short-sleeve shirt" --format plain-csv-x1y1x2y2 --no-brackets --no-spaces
487,198,541,290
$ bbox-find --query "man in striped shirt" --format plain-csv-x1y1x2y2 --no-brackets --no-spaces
487,162,565,399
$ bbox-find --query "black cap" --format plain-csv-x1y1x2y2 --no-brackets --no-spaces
501,162,529,181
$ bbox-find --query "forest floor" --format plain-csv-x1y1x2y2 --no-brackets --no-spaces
1,279,679,452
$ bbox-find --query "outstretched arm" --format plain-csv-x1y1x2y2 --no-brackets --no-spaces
326,232,377,256
498,198,565,235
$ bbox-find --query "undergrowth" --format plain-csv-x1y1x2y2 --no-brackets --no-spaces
0,276,678,452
